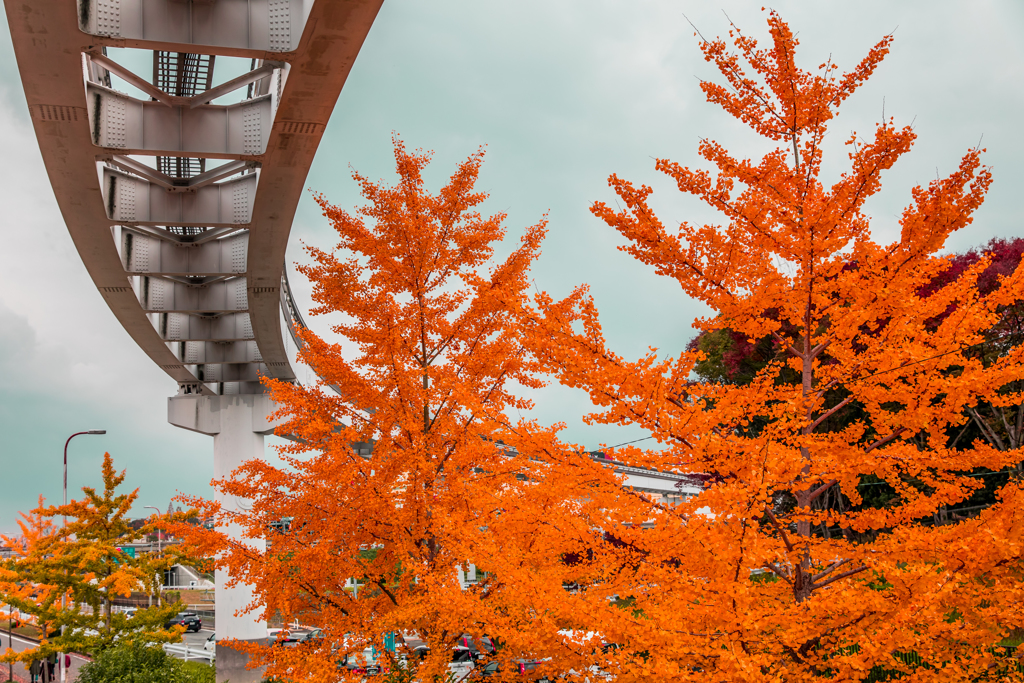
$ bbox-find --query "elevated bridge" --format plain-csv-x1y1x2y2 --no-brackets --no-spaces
5,1,383,679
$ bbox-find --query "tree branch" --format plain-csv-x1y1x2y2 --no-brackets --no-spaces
810,558,851,583
968,407,1005,450
809,340,831,359
865,428,907,453
763,506,794,552
764,562,793,584
813,564,869,590
807,398,853,433
806,479,838,505
772,332,803,358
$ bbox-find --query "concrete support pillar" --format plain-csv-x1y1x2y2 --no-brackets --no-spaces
169,392,281,683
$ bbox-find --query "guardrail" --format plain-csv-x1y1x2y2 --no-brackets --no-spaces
163,643,214,663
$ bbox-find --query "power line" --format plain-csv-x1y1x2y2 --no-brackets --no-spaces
844,331,1018,385
858,469,1015,487
593,332,1017,453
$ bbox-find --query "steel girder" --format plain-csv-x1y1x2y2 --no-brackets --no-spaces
4,0,384,396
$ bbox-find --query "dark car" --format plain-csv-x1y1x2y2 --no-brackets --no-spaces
165,611,202,632
294,628,324,646
473,661,502,677
280,628,323,647
271,629,306,647
515,659,554,682
459,634,498,660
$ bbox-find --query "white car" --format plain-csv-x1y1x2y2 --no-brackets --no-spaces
340,646,382,676
449,646,475,681
204,632,216,653
401,645,475,682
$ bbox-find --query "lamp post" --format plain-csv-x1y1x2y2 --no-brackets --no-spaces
61,430,105,683
144,506,161,608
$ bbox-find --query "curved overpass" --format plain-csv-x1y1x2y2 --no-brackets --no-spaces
5,0,382,397
4,2,382,679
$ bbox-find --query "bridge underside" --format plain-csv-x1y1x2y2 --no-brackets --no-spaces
6,0,383,397
5,1,383,680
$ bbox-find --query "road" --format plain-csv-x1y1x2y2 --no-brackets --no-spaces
170,627,216,661
1,630,89,682
1,621,213,681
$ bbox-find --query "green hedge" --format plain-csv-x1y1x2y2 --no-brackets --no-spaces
77,642,214,683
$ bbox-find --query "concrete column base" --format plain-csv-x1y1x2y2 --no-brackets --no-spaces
216,638,267,683
169,394,280,683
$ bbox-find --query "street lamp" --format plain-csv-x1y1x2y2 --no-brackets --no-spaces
61,429,105,683
144,506,162,609
63,431,107,509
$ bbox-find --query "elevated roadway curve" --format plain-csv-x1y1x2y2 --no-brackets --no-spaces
4,0,383,397
5,2,383,680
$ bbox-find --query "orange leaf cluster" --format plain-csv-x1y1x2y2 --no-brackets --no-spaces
176,139,657,682
172,13,1024,682
531,11,1024,682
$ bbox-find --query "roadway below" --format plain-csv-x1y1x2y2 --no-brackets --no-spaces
0,630,89,682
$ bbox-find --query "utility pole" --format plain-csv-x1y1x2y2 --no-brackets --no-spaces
7,602,12,683
144,506,162,608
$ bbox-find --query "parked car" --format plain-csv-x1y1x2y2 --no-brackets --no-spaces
459,634,497,660
449,646,476,680
396,644,476,681
514,659,555,682
205,632,216,653
268,627,325,647
292,628,324,647
471,660,502,678
165,611,202,632
274,629,309,647
340,646,382,676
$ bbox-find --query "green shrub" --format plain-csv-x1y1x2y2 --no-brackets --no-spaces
76,642,214,683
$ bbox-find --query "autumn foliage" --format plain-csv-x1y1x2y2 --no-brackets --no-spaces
0,454,185,664
532,11,1024,682
177,140,653,682
168,12,1024,683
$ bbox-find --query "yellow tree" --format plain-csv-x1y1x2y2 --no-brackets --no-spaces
0,454,184,663
176,139,652,682
533,12,1024,682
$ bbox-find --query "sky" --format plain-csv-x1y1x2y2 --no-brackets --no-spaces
1,0,1022,534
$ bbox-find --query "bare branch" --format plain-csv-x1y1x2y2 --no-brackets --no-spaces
809,340,832,359
813,564,869,589
772,331,803,358
763,506,795,552
865,428,907,453
807,479,838,504
764,562,793,584
810,558,851,583
807,398,853,433
968,407,1005,450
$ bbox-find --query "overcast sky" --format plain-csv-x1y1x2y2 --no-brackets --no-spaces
1,1,1022,534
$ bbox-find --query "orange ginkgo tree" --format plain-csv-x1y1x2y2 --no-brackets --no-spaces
175,139,653,682
532,12,1024,683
